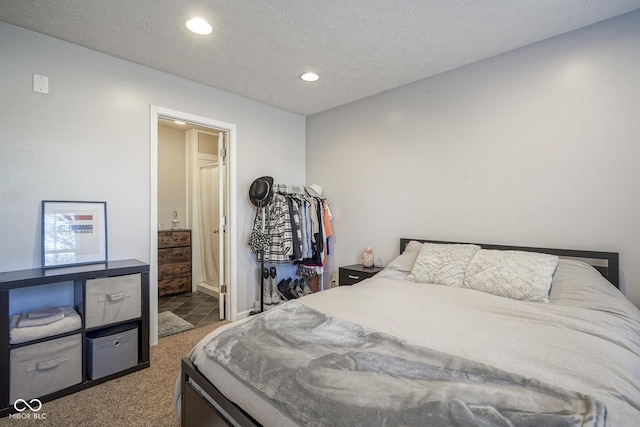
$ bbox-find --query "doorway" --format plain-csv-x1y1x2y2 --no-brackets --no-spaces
149,106,237,346
196,157,220,292
187,129,222,299
157,122,223,331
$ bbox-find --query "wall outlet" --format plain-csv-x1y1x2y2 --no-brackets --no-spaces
331,272,338,288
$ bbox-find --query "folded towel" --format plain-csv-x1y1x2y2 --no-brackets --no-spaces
27,307,63,319
17,310,65,328
10,306,82,344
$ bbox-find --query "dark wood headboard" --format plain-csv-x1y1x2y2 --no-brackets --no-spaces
400,238,620,288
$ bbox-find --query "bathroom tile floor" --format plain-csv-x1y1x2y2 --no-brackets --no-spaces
158,290,221,329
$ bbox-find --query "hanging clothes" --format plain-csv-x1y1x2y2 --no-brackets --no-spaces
322,199,333,256
322,200,333,239
266,193,293,264
250,183,333,267
287,197,303,260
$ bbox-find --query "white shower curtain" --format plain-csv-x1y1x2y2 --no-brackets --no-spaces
198,163,219,288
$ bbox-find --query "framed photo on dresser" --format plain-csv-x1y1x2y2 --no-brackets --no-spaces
41,200,108,268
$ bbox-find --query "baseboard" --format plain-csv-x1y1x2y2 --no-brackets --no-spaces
196,282,219,298
236,309,252,319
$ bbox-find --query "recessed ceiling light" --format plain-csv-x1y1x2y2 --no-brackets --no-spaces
174,120,186,125
186,18,212,35
300,72,320,82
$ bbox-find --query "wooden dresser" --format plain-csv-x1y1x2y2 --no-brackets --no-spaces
158,229,192,296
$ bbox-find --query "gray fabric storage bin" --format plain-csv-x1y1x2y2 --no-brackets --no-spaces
86,323,138,380
10,333,82,404
85,273,141,328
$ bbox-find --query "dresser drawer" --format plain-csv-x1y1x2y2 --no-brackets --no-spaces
85,274,142,328
158,277,192,296
158,230,192,296
339,269,371,285
158,262,191,280
158,246,191,264
339,265,384,286
158,230,191,248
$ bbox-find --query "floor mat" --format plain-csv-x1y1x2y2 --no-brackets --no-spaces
158,310,194,338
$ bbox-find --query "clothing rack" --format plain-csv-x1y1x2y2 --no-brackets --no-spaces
251,182,332,313
273,183,308,196
258,234,266,313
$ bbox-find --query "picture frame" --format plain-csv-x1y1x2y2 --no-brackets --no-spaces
41,200,108,268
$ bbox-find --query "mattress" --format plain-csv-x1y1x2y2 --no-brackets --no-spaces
176,259,640,426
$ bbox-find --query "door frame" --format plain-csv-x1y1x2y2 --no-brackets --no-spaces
149,105,238,346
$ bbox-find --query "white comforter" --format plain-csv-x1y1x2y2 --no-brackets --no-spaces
178,259,640,426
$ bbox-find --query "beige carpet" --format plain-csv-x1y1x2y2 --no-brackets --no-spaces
1,321,227,427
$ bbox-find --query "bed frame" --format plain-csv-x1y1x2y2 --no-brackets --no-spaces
180,239,620,427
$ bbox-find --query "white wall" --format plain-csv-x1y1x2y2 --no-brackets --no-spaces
158,126,187,229
0,24,306,322
306,11,640,306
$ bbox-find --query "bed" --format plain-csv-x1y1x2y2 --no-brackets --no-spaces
175,238,640,426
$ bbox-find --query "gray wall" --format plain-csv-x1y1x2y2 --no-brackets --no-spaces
0,23,306,330
306,11,640,306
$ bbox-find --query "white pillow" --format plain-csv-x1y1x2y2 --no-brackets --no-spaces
407,243,481,287
463,249,559,302
385,240,423,273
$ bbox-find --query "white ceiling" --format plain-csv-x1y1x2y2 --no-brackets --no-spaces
1,1,639,115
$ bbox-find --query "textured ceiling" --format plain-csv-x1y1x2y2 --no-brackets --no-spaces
1,0,639,115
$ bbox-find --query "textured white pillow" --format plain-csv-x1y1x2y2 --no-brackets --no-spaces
385,240,423,273
463,249,559,302
407,243,481,287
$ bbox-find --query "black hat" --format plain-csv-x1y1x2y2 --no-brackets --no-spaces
249,176,274,207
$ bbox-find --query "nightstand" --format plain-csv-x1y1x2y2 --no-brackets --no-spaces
339,264,385,286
